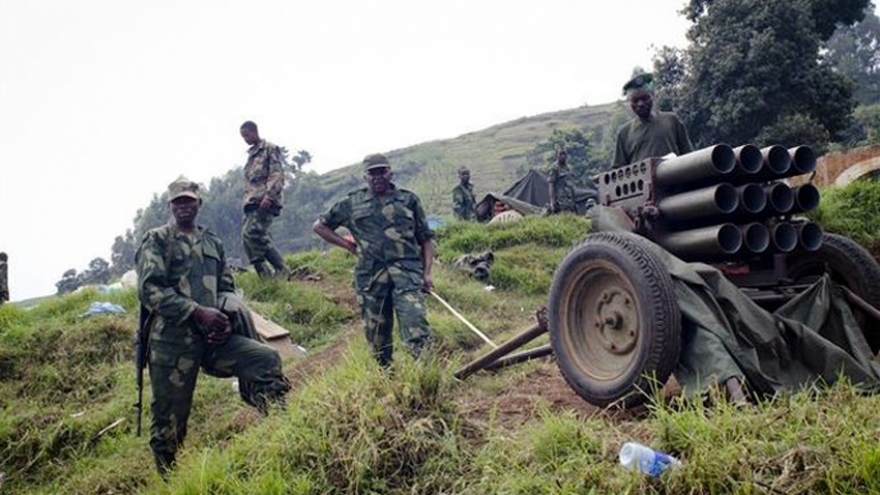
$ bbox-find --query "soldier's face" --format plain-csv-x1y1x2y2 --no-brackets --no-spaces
459,171,470,184
365,167,392,194
171,197,200,226
629,90,653,120
240,127,259,145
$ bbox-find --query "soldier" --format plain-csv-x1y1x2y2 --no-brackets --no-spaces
0,252,8,305
612,73,693,168
137,177,290,476
313,153,435,368
548,148,577,214
452,166,476,221
239,121,290,278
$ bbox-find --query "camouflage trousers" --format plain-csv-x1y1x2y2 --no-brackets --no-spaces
357,279,431,367
148,333,290,461
242,206,279,264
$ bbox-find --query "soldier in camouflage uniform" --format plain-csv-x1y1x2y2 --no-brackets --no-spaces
0,252,8,305
452,166,476,221
240,121,290,278
137,177,290,475
548,148,577,214
313,153,435,367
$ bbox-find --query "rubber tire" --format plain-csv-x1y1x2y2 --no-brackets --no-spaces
548,232,681,408
785,233,880,352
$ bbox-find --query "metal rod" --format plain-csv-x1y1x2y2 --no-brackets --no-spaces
454,318,548,380
842,287,880,323
483,344,553,371
428,290,498,348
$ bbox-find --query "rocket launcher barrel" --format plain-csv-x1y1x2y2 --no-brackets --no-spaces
657,183,739,222
656,223,743,259
654,144,736,190
798,222,823,251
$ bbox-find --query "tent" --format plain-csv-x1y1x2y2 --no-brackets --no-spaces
475,169,598,222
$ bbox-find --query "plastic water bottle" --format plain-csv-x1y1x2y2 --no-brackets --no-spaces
619,442,682,477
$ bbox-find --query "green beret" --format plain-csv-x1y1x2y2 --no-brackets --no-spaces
363,153,390,171
623,73,654,95
168,176,200,201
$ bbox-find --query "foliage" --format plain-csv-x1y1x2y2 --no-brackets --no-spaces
825,3,880,106
657,0,868,148
109,231,137,276
526,127,606,188
809,179,880,245
54,257,112,294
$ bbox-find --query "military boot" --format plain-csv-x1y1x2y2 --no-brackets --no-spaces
253,261,273,278
265,248,291,280
153,451,176,479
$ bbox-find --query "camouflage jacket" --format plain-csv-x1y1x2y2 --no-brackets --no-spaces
319,185,434,291
243,139,286,208
452,183,476,220
548,163,576,211
136,223,235,343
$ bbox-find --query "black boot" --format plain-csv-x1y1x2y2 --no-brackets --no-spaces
154,451,176,479
254,261,273,278
265,248,291,279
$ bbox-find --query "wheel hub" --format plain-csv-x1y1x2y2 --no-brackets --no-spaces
596,288,638,355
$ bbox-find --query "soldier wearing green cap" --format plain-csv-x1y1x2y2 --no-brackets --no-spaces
136,176,290,476
613,72,693,167
452,166,476,221
313,153,435,368
0,252,8,305
239,120,290,279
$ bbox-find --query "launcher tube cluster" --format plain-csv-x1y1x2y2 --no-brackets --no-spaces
597,143,821,261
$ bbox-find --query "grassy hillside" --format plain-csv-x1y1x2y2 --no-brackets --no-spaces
6,192,880,493
316,102,624,216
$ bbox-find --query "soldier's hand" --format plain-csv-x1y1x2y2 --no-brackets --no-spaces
193,306,231,335
422,273,434,292
207,326,232,346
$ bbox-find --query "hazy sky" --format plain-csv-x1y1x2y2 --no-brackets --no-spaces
1,1,695,300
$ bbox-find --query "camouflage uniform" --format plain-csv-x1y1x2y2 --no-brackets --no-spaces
242,139,286,265
548,163,577,213
319,185,435,366
137,201,289,471
0,256,8,304
452,182,476,221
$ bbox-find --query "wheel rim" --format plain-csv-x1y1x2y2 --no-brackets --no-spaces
558,259,642,382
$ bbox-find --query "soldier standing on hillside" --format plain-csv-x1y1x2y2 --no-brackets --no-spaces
612,73,693,168
137,177,290,476
452,166,476,221
240,121,290,279
313,153,435,368
0,252,8,305
548,148,577,214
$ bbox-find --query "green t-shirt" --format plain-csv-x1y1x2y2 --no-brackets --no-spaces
613,112,693,167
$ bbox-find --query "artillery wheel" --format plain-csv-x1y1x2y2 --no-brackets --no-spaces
548,232,681,408
785,233,880,352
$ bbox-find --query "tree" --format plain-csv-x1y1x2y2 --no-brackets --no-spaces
81,257,111,285
56,269,80,294
825,3,880,105
527,128,605,188
110,231,137,276
657,0,869,149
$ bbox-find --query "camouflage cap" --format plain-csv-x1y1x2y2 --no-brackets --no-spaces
458,166,470,175
363,153,390,171
623,72,653,95
167,176,200,201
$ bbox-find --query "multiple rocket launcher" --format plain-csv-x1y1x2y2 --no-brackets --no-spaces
597,144,821,261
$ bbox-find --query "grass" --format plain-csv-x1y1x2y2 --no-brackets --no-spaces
5,204,880,494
